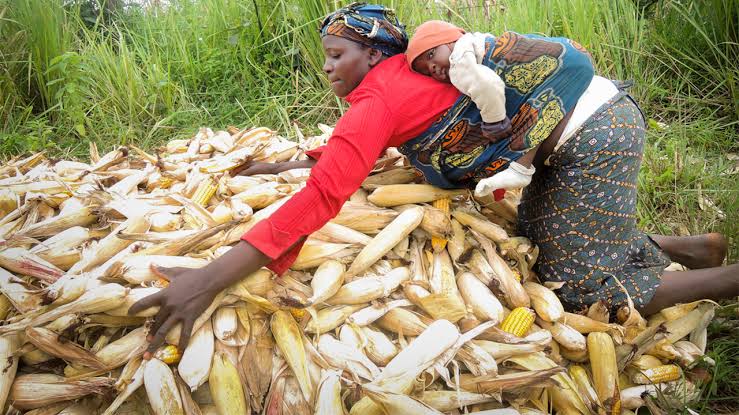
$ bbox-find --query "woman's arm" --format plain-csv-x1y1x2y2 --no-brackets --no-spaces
232,159,317,176
131,95,397,353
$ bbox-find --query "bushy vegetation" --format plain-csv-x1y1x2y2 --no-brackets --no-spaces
1,1,737,409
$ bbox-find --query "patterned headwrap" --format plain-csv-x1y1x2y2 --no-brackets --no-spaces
319,2,408,57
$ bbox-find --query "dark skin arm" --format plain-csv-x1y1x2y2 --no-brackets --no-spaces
130,241,271,357
131,157,317,357
230,159,317,176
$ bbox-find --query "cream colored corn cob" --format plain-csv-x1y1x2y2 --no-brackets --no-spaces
144,358,184,415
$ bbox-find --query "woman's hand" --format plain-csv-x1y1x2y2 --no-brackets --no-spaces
129,241,271,356
129,266,218,356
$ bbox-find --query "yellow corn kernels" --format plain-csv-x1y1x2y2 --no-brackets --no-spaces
192,177,217,207
153,344,182,365
500,307,535,337
631,364,682,384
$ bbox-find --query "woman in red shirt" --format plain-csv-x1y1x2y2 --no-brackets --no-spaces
132,4,736,355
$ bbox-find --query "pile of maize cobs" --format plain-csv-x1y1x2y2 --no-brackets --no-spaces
0,124,718,414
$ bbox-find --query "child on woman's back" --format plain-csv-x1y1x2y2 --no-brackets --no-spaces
406,20,536,199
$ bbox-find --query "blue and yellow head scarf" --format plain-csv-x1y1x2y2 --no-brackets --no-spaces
319,2,408,57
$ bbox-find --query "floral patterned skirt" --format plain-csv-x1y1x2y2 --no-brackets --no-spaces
518,91,670,316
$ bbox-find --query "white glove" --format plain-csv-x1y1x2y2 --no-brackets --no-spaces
474,161,535,198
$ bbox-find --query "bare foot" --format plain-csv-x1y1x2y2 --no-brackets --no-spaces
651,233,728,269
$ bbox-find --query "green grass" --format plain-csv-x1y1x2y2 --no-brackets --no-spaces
0,0,737,411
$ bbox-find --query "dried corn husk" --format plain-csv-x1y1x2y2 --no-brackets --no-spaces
9,374,113,410
24,327,105,369
271,310,313,401
314,370,347,415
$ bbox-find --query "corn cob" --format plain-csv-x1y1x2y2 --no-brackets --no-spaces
0,334,19,411
524,282,564,323
431,198,451,251
313,221,373,245
459,367,566,396
0,267,43,313
588,332,621,413
331,202,398,234
415,250,466,322
673,341,706,367
659,300,703,321
317,334,380,381
457,272,505,324
361,167,418,190
446,218,466,261
0,294,10,320
629,354,663,371
418,390,496,412
101,360,144,415
563,312,624,336
105,286,161,318
144,358,184,415
587,300,610,323
472,339,547,362
0,283,128,334
292,240,359,270
346,206,424,277
631,364,682,384
347,299,412,326
241,318,273,411
375,307,429,336
0,247,64,283
546,321,587,352
305,260,345,306
326,277,387,305
689,303,715,353
367,184,466,207
361,326,399,366
339,324,364,350
65,214,150,276
457,341,498,376
9,374,114,410
153,344,182,365
363,383,445,415
314,370,347,415
65,326,147,377
271,310,313,401
451,210,509,243
212,306,238,342
500,307,536,337
468,246,530,309
24,327,105,370
178,319,215,392
569,365,603,414
209,351,248,415
374,319,459,387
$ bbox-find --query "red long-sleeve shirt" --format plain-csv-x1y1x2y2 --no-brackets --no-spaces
241,54,460,274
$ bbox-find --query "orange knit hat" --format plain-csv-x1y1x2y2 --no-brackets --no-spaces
406,20,465,70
